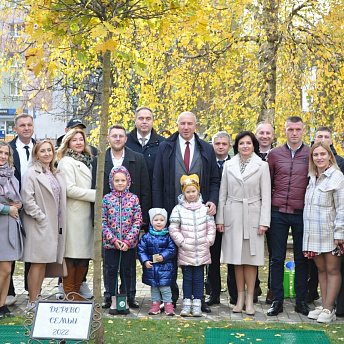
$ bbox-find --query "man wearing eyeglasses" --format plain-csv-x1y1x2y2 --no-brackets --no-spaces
95,124,151,310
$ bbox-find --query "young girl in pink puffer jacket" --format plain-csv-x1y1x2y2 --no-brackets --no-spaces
169,174,216,317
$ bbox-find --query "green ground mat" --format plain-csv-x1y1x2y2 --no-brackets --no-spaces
0,325,80,343
204,329,331,344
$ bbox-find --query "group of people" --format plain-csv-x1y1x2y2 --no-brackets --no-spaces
0,109,343,324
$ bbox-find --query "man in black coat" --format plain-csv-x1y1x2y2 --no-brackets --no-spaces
93,124,151,310
255,121,275,304
7,114,35,306
152,111,220,312
206,131,231,307
126,106,165,185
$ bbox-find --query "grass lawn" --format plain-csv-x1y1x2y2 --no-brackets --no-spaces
1,317,343,343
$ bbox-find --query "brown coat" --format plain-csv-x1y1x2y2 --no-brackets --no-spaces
21,164,66,264
216,153,271,266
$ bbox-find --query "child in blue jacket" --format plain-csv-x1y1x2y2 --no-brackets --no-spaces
137,208,176,316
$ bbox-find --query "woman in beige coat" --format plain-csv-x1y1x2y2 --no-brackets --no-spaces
21,140,66,309
216,131,271,315
57,129,96,301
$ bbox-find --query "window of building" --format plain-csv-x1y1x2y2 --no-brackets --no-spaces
9,81,22,96
9,23,24,37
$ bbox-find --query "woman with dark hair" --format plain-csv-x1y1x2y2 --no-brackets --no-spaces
0,141,23,318
57,129,95,300
21,140,66,311
216,131,271,315
304,141,344,323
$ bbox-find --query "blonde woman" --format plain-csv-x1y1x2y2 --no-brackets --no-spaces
304,141,344,323
57,129,95,300
21,140,66,310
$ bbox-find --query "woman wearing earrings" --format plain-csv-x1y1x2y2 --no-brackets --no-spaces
57,129,95,300
21,140,66,311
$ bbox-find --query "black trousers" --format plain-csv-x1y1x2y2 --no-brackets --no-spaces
207,231,223,298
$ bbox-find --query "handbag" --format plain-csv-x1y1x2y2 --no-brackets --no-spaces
113,208,128,311
45,258,68,277
112,250,128,311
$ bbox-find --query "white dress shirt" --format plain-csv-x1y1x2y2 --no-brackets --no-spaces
137,132,151,145
111,149,125,169
16,138,34,180
178,135,195,170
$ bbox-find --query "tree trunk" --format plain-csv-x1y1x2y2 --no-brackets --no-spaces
93,47,111,344
257,0,279,124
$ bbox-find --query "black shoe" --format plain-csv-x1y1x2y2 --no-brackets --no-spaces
129,299,140,308
253,286,262,303
265,289,274,305
0,305,13,317
205,296,220,306
267,301,283,316
295,301,310,316
102,300,111,309
119,309,130,315
204,279,211,295
229,296,237,305
109,308,119,315
201,300,211,313
305,291,320,304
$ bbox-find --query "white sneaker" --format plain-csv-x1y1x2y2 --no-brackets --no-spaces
180,298,192,316
317,309,336,323
308,306,323,320
5,295,17,306
80,281,93,299
192,299,203,317
56,282,64,300
26,301,37,313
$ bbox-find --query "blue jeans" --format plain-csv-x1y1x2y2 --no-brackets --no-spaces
104,248,135,298
182,265,204,300
269,211,308,303
151,286,172,303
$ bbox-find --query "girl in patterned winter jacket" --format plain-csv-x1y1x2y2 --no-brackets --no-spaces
102,166,142,315
169,174,216,317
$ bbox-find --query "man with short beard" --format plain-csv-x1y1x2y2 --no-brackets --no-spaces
93,124,150,310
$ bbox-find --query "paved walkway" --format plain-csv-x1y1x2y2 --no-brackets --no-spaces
7,268,344,324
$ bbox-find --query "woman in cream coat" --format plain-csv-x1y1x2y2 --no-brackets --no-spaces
57,129,96,301
21,140,66,309
216,131,271,315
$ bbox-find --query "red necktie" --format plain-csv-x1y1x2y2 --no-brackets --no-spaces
184,141,190,173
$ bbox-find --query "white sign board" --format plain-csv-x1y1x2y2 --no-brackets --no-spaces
31,301,93,340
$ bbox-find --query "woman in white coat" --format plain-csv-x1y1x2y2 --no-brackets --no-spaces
21,140,66,310
216,131,271,315
57,129,96,301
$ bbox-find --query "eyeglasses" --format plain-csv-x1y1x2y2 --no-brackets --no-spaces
110,135,125,139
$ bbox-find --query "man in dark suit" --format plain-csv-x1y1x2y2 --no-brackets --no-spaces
152,111,220,312
206,131,231,306
95,124,151,309
7,113,35,306
255,121,274,304
126,106,165,185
